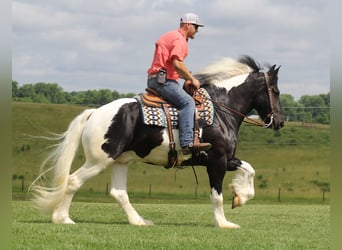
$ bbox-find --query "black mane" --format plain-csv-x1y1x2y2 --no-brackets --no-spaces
238,55,262,72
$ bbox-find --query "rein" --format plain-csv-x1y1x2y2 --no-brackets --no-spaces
203,72,275,128
211,101,265,127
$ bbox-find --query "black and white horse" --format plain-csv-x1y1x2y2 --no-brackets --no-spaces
30,56,284,228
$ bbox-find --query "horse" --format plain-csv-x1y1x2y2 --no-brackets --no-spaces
30,55,284,229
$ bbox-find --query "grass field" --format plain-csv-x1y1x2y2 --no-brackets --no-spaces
12,201,330,249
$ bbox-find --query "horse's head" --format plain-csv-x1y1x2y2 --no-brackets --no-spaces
254,65,284,130
197,55,284,130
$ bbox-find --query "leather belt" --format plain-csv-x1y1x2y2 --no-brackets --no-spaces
148,73,158,79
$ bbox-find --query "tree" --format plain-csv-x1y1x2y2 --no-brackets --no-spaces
112,90,121,100
124,92,137,98
320,93,330,107
299,95,325,108
280,94,304,122
12,81,19,97
82,90,97,105
97,89,113,105
299,94,330,124
17,83,35,101
33,83,66,103
12,80,330,124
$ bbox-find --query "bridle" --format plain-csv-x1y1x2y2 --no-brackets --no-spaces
208,72,276,128
263,72,276,128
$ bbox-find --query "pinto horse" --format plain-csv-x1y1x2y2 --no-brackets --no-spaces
30,56,284,228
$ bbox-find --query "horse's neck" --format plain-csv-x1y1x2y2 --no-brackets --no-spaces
205,83,253,114
227,92,254,118
204,83,254,130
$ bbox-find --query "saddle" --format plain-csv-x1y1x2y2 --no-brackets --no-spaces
141,87,206,111
137,82,214,168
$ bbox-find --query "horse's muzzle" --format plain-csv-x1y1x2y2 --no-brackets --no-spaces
273,120,285,130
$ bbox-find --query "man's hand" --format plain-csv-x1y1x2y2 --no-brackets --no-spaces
190,78,200,89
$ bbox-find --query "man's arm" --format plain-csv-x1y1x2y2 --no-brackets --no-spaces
173,58,200,88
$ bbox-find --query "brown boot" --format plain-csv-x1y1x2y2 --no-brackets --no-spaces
182,142,212,155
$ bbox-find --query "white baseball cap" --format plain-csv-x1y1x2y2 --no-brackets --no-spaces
180,13,204,27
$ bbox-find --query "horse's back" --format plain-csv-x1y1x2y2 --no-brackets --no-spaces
86,98,137,129
82,98,137,159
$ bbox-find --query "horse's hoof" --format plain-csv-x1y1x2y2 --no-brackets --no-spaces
52,217,75,224
143,219,154,226
232,194,240,209
218,221,241,229
225,222,241,229
132,217,154,226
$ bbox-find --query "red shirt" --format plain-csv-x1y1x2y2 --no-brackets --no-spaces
147,29,188,80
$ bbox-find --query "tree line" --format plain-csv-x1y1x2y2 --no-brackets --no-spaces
12,81,330,124
280,93,330,124
12,81,136,106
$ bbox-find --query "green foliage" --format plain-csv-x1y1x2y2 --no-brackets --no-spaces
310,180,330,191
256,175,268,189
13,80,330,123
280,93,330,124
12,80,136,106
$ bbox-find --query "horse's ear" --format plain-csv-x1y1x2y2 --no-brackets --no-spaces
269,64,280,75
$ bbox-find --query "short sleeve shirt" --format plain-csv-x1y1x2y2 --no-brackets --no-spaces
147,29,188,80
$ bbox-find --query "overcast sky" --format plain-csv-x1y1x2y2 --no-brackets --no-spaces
12,0,329,100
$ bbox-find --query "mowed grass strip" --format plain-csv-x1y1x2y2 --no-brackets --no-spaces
12,201,330,250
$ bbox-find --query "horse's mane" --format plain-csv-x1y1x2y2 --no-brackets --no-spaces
195,55,262,84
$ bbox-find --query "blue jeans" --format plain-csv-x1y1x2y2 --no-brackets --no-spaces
147,78,195,147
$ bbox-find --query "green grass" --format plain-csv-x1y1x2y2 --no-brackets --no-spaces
12,201,330,249
12,102,330,203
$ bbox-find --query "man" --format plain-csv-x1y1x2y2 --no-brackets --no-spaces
147,13,211,155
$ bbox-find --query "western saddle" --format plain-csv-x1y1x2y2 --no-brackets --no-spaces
139,82,207,168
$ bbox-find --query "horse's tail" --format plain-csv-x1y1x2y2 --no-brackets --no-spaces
29,108,95,215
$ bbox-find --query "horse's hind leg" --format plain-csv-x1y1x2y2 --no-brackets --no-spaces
52,160,107,224
110,162,154,226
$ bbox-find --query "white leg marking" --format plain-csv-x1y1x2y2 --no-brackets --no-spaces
110,163,154,226
210,188,240,229
230,160,255,208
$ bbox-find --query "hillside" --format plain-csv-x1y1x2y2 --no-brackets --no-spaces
12,102,330,203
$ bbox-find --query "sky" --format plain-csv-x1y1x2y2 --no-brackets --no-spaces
12,0,330,100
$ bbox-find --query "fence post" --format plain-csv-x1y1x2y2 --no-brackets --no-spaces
278,187,281,202
149,184,152,198
322,190,325,202
106,183,109,196
195,184,198,200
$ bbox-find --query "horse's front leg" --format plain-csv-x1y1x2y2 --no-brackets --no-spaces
230,160,256,208
207,157,240,229
210,188,240,228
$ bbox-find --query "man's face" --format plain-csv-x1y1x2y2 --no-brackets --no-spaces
187,24,199,39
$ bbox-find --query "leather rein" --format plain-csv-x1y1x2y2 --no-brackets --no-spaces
204,72,275,128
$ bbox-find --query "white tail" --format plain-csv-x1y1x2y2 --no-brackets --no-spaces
30,108,95,214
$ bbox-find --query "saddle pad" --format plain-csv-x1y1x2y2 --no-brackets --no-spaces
135,88,214,129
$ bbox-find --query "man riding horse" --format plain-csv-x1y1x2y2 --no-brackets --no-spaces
147,13,211,155
29,12,284,228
